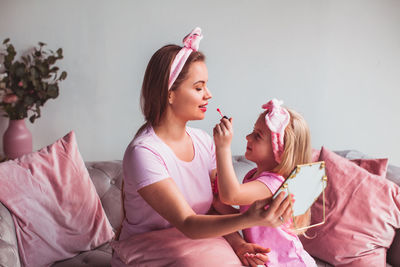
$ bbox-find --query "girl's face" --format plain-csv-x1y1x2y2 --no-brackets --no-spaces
245,113,278,170
169,61,212,121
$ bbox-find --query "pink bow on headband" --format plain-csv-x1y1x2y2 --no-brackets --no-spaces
262,99,290,163
168,27,203,90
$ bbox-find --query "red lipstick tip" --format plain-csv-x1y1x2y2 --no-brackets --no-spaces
217,108,224,117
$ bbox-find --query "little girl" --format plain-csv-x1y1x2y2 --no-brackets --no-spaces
213,99,316,267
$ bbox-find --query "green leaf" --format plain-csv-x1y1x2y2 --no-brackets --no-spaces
59,71,67,80
56,48,63,57
37,63,48,75
50,66,59,72
22,56,29,65
47,84,59,98
47,56,56,65
24,96,35,106
14,88,25,97
30,67,39,80
15,63,26,78
29,115,36,123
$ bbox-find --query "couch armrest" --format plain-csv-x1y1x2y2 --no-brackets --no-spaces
0,202,21,267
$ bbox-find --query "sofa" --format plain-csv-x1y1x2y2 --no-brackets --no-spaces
0,150,399,267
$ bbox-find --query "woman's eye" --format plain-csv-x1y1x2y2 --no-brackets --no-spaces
195,87,202,91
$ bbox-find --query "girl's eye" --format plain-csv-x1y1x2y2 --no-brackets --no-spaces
195,87,202,91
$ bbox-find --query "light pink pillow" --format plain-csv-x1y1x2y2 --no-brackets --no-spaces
111,227,243,266
0,131,114,266
301,147,400,266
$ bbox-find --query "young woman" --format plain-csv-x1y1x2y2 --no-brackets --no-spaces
112,28,293,267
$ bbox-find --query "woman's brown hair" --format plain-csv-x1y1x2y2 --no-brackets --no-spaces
135,45,205,137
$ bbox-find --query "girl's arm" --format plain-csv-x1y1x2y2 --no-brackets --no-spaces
138,177,292,239
213,118,273,206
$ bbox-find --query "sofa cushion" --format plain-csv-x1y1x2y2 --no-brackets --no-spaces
0,131,114,266
0,202,21,267
85,161,124,231
301,147,400,266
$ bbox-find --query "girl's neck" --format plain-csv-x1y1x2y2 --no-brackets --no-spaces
252,166,272,179
252,161,278,178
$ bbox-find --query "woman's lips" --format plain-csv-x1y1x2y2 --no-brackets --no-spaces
199,104,207,112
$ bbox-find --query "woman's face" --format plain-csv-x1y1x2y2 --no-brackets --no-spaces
245,113,278,169
169,61,212,121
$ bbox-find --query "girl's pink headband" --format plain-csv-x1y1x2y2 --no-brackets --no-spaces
262,99,290,163
168,27,203,90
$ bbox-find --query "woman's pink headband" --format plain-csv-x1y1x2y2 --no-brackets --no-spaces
168,27,203,90
262,99,290,163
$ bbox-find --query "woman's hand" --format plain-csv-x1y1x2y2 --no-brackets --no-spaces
244,191,293,228
213,117,233,149
235,242,270,267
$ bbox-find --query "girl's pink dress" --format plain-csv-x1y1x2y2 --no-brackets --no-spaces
240,168,317,267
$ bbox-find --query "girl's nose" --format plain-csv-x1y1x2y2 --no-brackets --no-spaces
246,134,251,141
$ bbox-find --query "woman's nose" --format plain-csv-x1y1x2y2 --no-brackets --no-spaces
204,87,212,99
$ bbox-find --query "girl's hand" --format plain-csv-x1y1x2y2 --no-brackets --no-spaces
244,192,293,228
213,117,233,149
234,242,270,267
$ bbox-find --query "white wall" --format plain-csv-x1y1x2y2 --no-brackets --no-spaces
0,0,399,165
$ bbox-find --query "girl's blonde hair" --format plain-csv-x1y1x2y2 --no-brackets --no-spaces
272,108,312,177
269,108,312,235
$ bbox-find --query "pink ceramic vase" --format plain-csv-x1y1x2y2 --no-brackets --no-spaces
3,119,33,159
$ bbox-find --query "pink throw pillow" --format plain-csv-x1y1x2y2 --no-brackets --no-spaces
0,131,114,266
111,227,243,266
311,148,388,176
350,158,388,176
301,147,400,266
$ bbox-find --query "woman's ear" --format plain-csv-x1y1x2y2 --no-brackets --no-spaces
168,90,175,105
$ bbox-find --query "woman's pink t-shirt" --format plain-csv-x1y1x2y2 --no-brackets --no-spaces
240,168,316,267
119,126,216,240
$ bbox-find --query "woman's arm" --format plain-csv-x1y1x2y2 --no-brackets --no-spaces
138,177,292,239
209,194,270,266
213,118,273,205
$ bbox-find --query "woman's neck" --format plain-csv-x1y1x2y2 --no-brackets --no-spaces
152,114,195,162
153,114,187,142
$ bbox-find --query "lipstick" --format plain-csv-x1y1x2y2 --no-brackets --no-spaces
217,108,228,119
